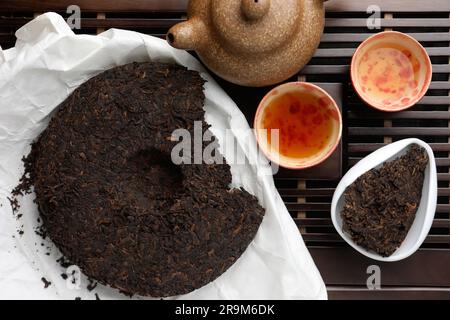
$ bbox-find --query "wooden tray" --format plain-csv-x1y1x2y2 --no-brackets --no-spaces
1,0,450,299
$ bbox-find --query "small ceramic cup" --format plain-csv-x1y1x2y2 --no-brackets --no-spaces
331,138,437,262
254,82,342,169
351,31,432,112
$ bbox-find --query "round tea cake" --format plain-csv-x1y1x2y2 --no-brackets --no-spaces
22,62,265,297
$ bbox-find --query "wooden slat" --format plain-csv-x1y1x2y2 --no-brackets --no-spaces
321,32,450,43
438,173,450,181
295,218,333,227
426,65,450,74
430,82,450,90
349,96,450,105
406,235,450,243
83,18,178,29
301,65,349,74
0,17,30,27
311,248,450,287
290,201,450,213
439,188,450,196
325,0,450,13
348,111,450,120
302,64,450,75
431,219,450,227
0,17,183,29
326,18,450,28
348,143,450,153
328,288,450,300
303,233,345,242
303,234,450,243
286,203,330,212
436,158,450,167
414,96,450,105
277,173,450,182
0,0,188,13
314,47,450,58
279,188,334,197
348,127,450,136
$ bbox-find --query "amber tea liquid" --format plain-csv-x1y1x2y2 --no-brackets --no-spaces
262,91,335,159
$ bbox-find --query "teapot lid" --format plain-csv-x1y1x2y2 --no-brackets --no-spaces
210,0,301,54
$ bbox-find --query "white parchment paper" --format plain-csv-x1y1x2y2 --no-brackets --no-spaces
0,13,326,300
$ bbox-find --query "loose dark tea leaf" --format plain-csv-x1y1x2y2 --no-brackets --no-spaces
41,277,51,289
87,278,98,292
16,62,265,297
8,196,20,213
341,145,428,257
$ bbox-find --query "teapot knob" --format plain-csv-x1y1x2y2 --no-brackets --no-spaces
241,0,271,20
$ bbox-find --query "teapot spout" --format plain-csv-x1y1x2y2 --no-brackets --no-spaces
167,18,205,50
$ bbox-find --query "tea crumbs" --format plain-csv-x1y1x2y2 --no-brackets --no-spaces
56,256,72,269
41,277,51,289
341,145,428,256
87,279,98,292
8,197,20,213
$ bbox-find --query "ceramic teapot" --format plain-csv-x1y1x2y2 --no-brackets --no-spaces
167,0,327,87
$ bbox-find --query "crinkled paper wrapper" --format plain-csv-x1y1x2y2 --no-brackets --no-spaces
0,13,326,300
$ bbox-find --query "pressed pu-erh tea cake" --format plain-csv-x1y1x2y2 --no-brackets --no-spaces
16,62,265,297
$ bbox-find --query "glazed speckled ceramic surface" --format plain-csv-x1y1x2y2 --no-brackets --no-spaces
167,0,326,87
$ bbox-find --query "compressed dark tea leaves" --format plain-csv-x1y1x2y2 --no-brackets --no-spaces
341,145,428,257
16,62,265,297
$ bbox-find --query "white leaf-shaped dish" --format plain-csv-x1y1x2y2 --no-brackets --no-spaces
331,138,437,262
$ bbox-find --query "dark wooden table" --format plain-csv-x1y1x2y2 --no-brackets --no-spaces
1,0,450,299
